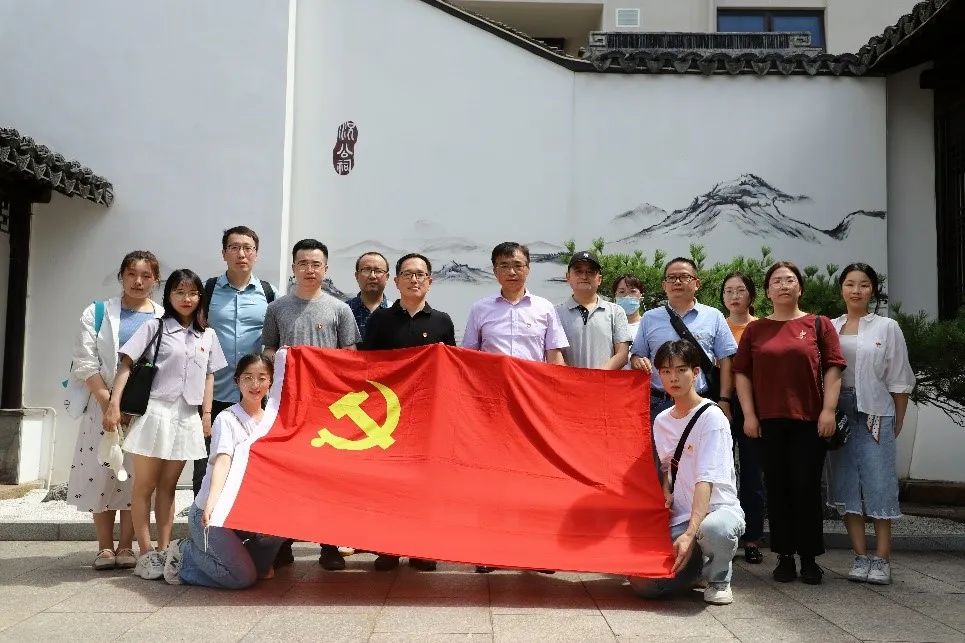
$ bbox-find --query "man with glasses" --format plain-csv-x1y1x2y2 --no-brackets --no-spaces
194,227,276,499
359,252,455,573
262,238,361,571
462,241,568,574
556,250,631,370
629,257,737,424
346,252,390,336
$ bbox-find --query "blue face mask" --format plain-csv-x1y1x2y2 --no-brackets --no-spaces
616,297,640,315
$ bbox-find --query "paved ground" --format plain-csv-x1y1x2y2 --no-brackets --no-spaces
0,542,963,642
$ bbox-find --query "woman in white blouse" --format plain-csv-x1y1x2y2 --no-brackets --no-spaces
830,263,915,586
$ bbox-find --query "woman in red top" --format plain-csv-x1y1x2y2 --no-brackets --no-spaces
733,261,845,586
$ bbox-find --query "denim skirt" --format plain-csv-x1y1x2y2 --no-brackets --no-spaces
827,388,902,519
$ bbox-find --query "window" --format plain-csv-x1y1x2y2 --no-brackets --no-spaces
718,9,825,49
615,8,641,28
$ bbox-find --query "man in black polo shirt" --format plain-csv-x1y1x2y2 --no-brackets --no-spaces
360,252,455,571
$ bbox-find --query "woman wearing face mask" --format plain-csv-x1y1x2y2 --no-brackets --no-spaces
719,271,765,564
830,263,914,586
613,275,644,369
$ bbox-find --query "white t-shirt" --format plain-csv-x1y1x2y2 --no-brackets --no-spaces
653,401,743,527
623,320,641,370
194,404,259,509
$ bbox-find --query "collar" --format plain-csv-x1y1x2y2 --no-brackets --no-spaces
666,299,699,317
353,292,389,308
566,295,604,311
162,316,202,337
391,299,433,317
495,289,531,305
217,272,261,292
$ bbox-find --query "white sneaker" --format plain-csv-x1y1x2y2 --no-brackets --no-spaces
163,539,183,585
133,550,165,580
867,557,892,585
848,554,871,582
704,583,733,605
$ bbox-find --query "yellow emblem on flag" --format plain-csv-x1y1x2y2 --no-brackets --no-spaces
311,380,400,451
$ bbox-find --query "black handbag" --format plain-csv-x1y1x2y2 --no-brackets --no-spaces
814,316,850,450
119,321,164,416
665,305,721,401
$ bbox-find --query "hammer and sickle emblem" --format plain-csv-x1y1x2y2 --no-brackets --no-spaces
310,380,400,451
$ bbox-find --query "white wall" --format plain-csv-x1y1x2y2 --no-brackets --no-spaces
294,0,888,336
886,63,937,318
0,0,292,483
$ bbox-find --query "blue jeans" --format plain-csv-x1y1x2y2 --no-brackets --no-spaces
179,504,285,589
628,507,745,597
828,388,901,520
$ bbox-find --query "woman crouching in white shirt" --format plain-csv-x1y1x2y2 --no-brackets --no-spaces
830,263,915,586
161,353,284,588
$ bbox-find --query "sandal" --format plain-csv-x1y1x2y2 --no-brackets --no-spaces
115,547,137,569
744,544,764,564
93,548,116,570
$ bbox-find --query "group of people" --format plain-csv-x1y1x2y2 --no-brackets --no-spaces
65,227,915,605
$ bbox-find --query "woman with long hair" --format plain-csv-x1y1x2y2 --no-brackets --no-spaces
105,269,227,580
829,263,914,585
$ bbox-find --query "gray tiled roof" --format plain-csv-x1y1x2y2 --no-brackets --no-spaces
0,128,113,206
857,0,958,72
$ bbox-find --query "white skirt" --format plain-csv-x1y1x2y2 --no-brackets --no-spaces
122,397,206,461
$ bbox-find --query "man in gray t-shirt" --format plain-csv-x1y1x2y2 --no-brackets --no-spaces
262,238,361,572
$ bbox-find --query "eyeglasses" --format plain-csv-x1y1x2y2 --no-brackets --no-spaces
495,262,529,273
399,271,430,282
239,374,271,385
769,277,799,287
663,274,696,284
295,261,326,272
357,268,388,277
723,288,749,297
172,290,200,300
226,244,257,254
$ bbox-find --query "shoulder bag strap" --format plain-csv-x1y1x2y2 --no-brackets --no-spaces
260,280,275,303
203,278,217,319
669,402,716,493
814,316,825,391
93,300,106,335
664,304,715,374
148,319,164,365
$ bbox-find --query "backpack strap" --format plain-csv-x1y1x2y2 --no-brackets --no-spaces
93,300,106,335
260,280,275,303
203,277,217,319
669,402,716,493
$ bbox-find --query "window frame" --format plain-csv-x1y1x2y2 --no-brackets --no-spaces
717,9,826,50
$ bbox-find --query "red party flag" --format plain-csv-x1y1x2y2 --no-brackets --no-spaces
210,344,672,576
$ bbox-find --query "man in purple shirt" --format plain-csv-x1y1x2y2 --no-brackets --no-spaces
462,241,568,574
462,242,568,365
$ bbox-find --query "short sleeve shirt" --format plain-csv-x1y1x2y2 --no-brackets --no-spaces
733,315,846,422
361,301,456,350
262,292,361,349
119,317,228,406
653,403,742,527
346,293,389,337
461,291,569,362
194,404,257,509
630,302,738,392
555,297,631,368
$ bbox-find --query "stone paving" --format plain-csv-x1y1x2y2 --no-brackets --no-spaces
0,542,963,642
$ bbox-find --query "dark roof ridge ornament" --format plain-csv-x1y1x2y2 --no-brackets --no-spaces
0,128,113,206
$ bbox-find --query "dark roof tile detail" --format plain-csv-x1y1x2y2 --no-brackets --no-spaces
858,0,956,71
0,128,113,206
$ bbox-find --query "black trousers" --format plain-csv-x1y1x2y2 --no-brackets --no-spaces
192,399,234,497
760,418,827,557
731,402,766,543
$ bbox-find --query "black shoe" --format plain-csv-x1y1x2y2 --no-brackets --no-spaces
373,555,400,571
273,541,294,569
744,544,764,565
799,557,823,585
318,545,345,570
408,558,437,572
773,555,797,582
475,566,494,574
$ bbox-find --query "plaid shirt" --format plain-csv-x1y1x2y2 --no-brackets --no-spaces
346,293,388,337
